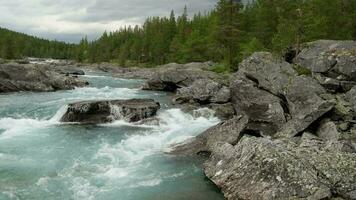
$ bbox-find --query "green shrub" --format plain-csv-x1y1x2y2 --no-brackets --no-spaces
293,65,312,76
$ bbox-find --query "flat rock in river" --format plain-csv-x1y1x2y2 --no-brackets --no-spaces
60,99,160,124
0,63,87,93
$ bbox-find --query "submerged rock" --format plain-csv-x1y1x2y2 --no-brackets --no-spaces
60,99,160,124
0,63,88,93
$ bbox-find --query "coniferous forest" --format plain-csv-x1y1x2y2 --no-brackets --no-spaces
1,0,356,70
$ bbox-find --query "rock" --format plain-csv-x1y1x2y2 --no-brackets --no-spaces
238,52,297,95
60,99,160,124
56,66,85,75
339,122,350,131
174,79,230,104
171,115,249,156
204,136,356,200
295,40,356,82
16,58,30,64
346,86,356,116
0,63,88,93
0,58,5,64
316,119,340,141
230,74,286,136
143,63,222,91
276,100,334,138
83,63,155,79
313,73,356,93
232,52,334,138
113,67,155,79
208,103,236,120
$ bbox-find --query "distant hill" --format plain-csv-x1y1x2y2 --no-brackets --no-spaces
0,27,75,59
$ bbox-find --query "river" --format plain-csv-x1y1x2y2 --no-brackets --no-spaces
0,70,224,200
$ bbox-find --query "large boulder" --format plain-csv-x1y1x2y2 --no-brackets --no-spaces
0,63,88,93
346,86,356,116
174,79,231,104
231,52,334,138
295,40,356,91
204,135,356,200
230,74,286,136
60,99,160,124
55,66,85,76
143,63,222,91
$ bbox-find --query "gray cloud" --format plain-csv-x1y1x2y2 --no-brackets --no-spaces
0,0,217,43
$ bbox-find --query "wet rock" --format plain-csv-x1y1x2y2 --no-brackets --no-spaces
60,99,160,124
208,103,236,120
0,63,87,93
15,58,30,64
204,136,356,200
56,66,85,75
171,115,248,155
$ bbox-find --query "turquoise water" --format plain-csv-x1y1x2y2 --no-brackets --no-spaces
0,71,224,200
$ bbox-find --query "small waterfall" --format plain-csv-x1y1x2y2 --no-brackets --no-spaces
109,104,125,121
192,107,216,119
50,105,68,123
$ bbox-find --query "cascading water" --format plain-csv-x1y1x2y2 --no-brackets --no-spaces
0,71,224,200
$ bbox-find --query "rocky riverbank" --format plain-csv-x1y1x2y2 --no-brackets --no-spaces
0,61,88,93
143,40,356,200
1,40,355,199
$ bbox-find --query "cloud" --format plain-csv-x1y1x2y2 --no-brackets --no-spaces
0,0,217,43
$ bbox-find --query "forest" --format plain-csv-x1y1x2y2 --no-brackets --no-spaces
1,0,356,71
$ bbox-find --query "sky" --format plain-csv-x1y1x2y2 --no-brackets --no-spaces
0,0,217,43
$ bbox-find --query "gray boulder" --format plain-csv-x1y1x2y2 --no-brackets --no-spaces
316,119,340,141
346,86,356,116
239,52,297,95
0,63,88,93
174,79,230,104
204,135,356,200
232,52,334,138
171,115,249,155
295,40,356,82
56,66,85,75
230,74,286,136
143,63,222,91
208,103,236,120
60,99,160,124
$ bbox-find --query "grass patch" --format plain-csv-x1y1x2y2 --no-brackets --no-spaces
210,63,231,74
293,65,312,76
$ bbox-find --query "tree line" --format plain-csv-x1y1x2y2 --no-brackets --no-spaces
0,27,76,59
1,0,356,71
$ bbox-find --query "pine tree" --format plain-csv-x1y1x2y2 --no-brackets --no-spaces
216,0,242,69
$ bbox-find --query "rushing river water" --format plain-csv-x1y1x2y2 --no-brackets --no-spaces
0,71,224,200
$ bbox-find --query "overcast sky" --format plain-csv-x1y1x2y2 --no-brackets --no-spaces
0,0,217,43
